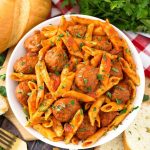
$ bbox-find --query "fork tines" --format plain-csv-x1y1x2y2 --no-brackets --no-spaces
0,128,16,149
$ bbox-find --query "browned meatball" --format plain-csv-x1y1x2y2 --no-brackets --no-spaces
15,81,31,106
13,53,38,74
52,98,81,122
93,35,112,51
75,65,99,92
67,25,87,38
100,111,119,127
110,61,123,78
24,31,43,53
45,47,68,72
111,82,130,104
76,115,97,140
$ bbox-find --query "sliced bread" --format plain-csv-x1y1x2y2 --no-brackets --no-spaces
123,102,150,150
95,134,124,150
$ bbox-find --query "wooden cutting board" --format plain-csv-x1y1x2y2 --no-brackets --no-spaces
0,48,150,142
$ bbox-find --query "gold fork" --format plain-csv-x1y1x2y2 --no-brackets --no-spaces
0,128,27,150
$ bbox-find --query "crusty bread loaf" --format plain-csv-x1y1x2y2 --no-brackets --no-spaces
95,134,124,150
123,102,150,150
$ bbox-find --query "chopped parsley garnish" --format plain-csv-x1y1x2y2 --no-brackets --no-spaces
78,128,86,132
39,102,47,112
23,107,29,117
29,67,33,73
93,107,97,112
79,42,84,50
97,74,103,80
57,34,64,41
39,86,44,90
80,109,83,115
106,91,112,98
129,131,132,134
55,71,60,76
66,31,70,36
119,108,127,114
143,94,149,102
103,53,107,61
116,98,122,104
0,74,6,81
87,86,92,92
132,106,139,112
21,62,25,66
70,100,75,105
111,67,119,73
83,78,88,84
138,137,141,140
76,33,82,38
146,127,150,133
62,84,66,89
0,86,7,97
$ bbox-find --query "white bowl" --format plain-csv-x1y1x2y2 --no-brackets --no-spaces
6,14,145,149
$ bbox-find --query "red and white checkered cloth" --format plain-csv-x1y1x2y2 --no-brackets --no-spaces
51,0,150,78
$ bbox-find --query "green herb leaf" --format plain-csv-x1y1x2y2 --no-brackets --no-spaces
143,94,149,102
55,71,60,76
39,86,44,90
116,98,122,104
70,100,75,105
120,108,127,114
106,91,112,98
0,74,6,81
76,33,82,38
83,78,88,84
132,106,139,111
93,107,96,112
87,86,92,92
0,53,6,66
0,86,7,97
97,74,103,80
111,67,119,73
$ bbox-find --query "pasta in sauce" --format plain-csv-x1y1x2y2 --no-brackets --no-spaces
11,16,140,147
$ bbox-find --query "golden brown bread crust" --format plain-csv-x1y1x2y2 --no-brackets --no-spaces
123,132,131,150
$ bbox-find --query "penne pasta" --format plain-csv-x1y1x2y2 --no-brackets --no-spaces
38,60,54,96
52,116,64,137
63,90,95,102
127,80,136,101
119,58,140,85
11,73,36,81
95,114,101,128
93,26,105,36
33,124,64,142
28,89,37,119
96,76,121,98
44,108,52,120
85,23,94,41
38,45,50,60
54,70,75,98
99,53,111,86
65,109,84,144
29,98,54,125
71,16,104,26
42,119,53,128
82,127,108,147
88,96,105,126
101,102,125,112
35,62,45,108
71,136,79,145
62,36,83,58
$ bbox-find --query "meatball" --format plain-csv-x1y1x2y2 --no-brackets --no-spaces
13,53,38,74
100,111,119,127
75,65,99,92
111,82,130,104
67,25,87,38
24,30,43,53
15,81,31,106
76,115,97,140
45,47,68,72
110,61,123,78
93,35,112,51
52,98,81,122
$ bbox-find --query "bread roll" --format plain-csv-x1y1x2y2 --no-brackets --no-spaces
123,102,150,150
0,0,51,53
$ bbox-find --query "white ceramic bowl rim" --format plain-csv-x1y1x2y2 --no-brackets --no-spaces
6,14,145,149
